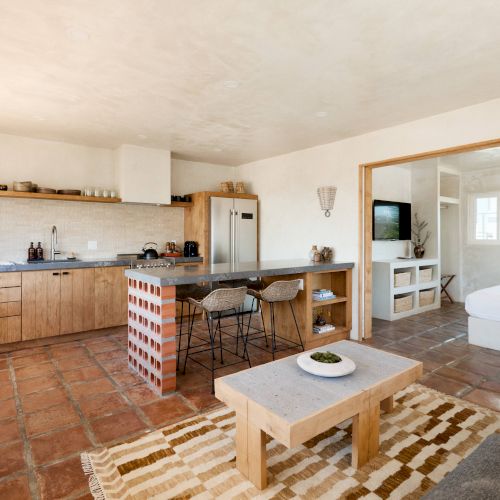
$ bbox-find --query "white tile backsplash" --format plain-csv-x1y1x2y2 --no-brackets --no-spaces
0,199,184,261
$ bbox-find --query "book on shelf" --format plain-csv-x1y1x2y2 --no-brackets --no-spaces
312,288,336,300
313,323,336,334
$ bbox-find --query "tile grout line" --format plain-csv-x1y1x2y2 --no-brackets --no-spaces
8,349,42,500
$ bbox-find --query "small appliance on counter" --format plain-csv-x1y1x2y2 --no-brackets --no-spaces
141,242,159,260
184,241,198,257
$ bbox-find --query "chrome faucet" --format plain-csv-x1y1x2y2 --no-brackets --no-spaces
51,225,61,261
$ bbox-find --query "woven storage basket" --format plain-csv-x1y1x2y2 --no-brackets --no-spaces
394,271,411,288
394,294,413,313
419,267,433,283
419,289,435,306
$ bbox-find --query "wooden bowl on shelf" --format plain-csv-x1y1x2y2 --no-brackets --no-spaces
36,187,56,194
13,181,33,192
57,189,81,196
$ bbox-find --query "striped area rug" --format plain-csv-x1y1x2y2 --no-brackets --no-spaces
81,384,499,499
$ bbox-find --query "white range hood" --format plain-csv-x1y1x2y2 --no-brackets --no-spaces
114,144,171,204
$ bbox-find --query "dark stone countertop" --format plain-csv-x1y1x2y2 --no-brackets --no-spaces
125,259,354,286
0,256,203,272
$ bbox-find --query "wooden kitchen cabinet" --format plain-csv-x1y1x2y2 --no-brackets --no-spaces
22,270,61,340
94,266,128,329
60,268,95,334
0,271,22,344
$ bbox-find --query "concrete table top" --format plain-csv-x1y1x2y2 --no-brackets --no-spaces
125,259,354,286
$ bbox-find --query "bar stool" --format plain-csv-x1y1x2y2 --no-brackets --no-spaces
182,286,250,393
175,284,211,370
247,279,304,360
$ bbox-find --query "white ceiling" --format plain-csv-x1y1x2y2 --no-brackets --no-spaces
443,147,500,172
2,1,500,165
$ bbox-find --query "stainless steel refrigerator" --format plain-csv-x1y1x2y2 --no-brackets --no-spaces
210,197,258,264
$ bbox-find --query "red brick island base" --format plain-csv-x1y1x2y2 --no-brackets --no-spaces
127,277,177,395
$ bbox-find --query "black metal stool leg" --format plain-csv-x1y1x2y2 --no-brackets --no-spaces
182,304,196,374
217,312,223,364
289,300,304,351
237,307,252,368
270,302,277,360
176,300,184,370
208,314,216,394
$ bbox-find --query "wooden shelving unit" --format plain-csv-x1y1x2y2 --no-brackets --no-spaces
169,201,193,208
0,190,121,204
261,267,352,350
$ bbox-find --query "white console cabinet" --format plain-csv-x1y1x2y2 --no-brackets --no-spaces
372,258,440,321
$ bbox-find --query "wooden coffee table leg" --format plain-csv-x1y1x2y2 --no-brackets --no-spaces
235,412,267,489
352,409,369,468
352,402,381,467
381,395,394,413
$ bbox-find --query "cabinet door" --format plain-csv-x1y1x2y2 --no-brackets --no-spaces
22,271,61,340
0,316,21,344
94,266,128,329
60,268,95,335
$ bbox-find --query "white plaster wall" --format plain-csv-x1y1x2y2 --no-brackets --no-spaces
237,97,500,338
171,159,236,195
461,167,500,297
372,166,412,260
0,133,115,191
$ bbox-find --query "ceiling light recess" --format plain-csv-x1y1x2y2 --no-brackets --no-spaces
222,80,240,89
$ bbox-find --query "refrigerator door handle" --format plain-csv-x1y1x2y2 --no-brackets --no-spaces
234,210,239,263
229,209,234,264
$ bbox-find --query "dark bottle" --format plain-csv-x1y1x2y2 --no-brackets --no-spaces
28,242,36,261
36,242,44,261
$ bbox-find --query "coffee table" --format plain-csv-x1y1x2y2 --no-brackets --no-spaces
215,340,423,489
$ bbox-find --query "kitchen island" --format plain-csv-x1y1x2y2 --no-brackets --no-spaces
125,259,354,395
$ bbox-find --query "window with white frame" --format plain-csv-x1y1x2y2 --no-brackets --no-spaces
468,192,500,243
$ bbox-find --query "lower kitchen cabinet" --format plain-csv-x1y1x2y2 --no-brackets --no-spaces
94,266,128,329
0,316,21,344
22,270,61,340
60,268,96,334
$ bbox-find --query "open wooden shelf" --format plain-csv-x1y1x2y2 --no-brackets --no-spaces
169,201,194,208
0,190,121,204
312,296,347,308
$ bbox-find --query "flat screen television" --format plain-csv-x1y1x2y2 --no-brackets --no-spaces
372,200,411,241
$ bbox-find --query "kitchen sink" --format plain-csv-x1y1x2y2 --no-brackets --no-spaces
27,258,82,264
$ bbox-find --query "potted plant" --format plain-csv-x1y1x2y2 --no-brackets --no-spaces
411,213,430,258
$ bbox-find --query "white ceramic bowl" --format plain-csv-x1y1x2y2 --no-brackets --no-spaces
297,351,356,377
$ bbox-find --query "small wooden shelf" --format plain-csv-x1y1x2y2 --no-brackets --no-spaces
169,201,194,208
0,190,121,204
312,296,347,308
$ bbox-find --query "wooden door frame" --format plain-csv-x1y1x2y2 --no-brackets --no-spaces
358,137,500,340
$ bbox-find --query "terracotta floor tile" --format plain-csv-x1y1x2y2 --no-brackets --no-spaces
94,349,126,362
434,366,484,387
420,373,471,397
140,395,195,427
49,344,87,359
9,347,46,358
0,418,20,445
99,357,128,373
15,362,56,381
25,401,80,436
179,387,222,411
90,409,147,444
467,351,500,368
0,398,17,421
11,352,51,367
16,374,60,396
0,359,8,370
0,383,14,401
79,392,129,419
0,370,11,383
0,441,26,477
125,384,160,406
479,380,500,393
454,358,500,379
0,474,31,500
62,365,107,384
55,355,96,372
21,386,68,414
69,377,116,400
36,455,88,499
30,425,92,466
86,340,120,354
110,371,143,388
463,388,500,412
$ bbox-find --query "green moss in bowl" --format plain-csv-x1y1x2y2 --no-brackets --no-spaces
310,351,342,363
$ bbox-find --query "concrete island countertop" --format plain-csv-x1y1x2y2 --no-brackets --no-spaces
0,256,203,272
125,259,355,286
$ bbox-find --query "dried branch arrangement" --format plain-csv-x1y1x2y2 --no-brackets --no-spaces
411,213,430,247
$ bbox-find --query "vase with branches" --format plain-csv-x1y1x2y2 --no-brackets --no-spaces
411,213,430,258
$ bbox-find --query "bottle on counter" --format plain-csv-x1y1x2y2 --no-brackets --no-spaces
36,242,44,261
308,245,318,261
28,242,36,261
